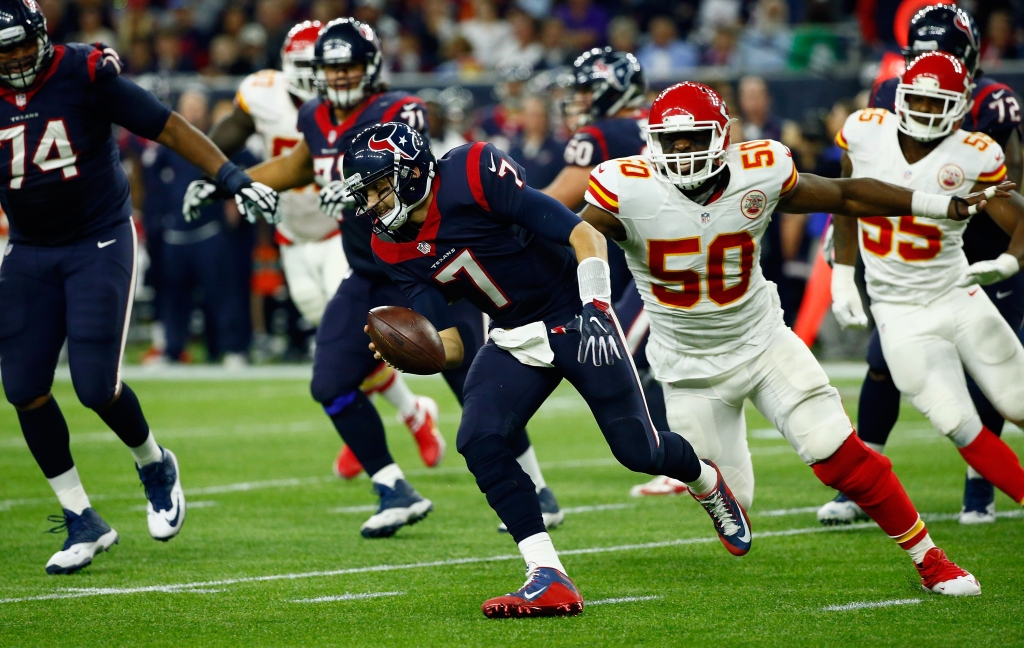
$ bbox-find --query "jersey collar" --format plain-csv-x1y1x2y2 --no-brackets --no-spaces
0,45,65,110
314,92,384,144
372,178,442,264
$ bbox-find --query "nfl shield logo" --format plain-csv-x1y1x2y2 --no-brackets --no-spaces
328,130,337,145
15,93,26,107
701,212,710,223
417,241,431,255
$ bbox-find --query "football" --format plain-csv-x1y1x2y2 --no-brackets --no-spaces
366,306,446,375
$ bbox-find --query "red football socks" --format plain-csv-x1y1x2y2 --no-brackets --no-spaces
959,427,1024,504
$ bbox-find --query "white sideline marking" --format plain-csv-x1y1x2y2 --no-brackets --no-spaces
759,506,823,517
587,595,661,606
562,504,634,514
822,598,921,612
130,500,217,512
0,522,879,605
330,505,378,514
292,591,404,603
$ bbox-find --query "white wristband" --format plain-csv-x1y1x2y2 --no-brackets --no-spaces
995,253,1020,278
577,257,612,304
911,191,951,219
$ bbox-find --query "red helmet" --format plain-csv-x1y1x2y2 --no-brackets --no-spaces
645,82,734,189
895,51,973,142
282,21,322,101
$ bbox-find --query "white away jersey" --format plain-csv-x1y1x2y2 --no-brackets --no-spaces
235,70,338,244
585,140,796,381
838,108,1008,305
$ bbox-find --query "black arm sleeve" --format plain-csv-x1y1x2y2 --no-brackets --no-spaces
95,76,172,140
507,185,583,246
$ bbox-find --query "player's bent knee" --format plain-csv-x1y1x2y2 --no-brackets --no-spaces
13,392,52,411
867,369,891,383
604,417,657,473
321,390,360,416
73,380,117,411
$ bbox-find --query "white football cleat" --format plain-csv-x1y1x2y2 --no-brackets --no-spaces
916,547,981,596
360,479,433,538
817,493,869,525
45,508,119,575
630,475,689,497
137,448,186,541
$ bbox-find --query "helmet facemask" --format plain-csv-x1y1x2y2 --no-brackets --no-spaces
282,49,317,101
0,27,52,89
895,78,972,142
646,115,731,190
315,47,379,109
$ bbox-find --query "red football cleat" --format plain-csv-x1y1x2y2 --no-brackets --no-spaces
916,547,980,596
402,397,446,468
333,445,363,480
482,566,584,619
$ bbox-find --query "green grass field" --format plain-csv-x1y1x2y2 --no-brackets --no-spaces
1,371,1022,647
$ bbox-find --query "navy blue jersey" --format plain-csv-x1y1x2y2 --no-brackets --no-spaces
373,142,580,331
296,91,427,280
0,43,171,246
563,117,645,168
871,75,1023,264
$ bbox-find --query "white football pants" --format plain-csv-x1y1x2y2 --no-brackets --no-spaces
871,285,1024,447
279,236,349,326
663,324,854,510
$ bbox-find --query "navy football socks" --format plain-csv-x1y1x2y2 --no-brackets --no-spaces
95,383,152,449
18,395,74,479
855,370,902,448
326,390,394,477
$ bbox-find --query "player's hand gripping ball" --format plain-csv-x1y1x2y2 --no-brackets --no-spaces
366,306,446,375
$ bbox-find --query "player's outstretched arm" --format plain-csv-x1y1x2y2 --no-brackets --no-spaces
208,106,257,159
244,139,316,192
959,184,1024,286
778,170,1012,220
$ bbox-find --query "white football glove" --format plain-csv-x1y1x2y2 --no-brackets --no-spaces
958,253,1020,287
831,263,868,329
235,182,281,224
182,179,221,222
318,180,355,220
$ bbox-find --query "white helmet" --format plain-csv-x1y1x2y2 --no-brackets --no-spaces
281,21,321,102
895,51,974,142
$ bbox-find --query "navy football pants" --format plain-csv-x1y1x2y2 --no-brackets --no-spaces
859,271,1024,447
0,221,136,409
310,271,530,476
457,327,702,542
614,280,669,431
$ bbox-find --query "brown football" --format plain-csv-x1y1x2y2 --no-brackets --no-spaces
367,306,446,375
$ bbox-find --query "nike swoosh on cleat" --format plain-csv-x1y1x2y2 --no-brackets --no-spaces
738,523,750,544
97,239,117,248
523,587,547,601
164,497,182,527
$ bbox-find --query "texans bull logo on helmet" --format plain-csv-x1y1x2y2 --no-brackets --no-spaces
368,124,422,160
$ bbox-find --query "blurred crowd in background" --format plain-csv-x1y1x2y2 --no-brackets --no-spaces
0,0,1021,365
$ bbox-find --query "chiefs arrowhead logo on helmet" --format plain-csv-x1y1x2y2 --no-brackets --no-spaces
368,124,420,160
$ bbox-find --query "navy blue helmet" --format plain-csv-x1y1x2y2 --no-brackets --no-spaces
343,122,435,235
904,5,981,77
565,48,646,125
0,0,54,89
312,18,383,109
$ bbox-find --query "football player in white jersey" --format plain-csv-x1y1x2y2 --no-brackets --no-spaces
208,21,446,476
828,52,1024,517
580,81,1002,595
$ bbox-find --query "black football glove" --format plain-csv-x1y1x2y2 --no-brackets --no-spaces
556,300,624,367
216,161,281,224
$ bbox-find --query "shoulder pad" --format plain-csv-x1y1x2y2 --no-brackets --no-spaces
86,43,122,83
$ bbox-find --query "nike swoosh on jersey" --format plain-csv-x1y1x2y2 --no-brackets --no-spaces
997,290,1014,299
993,90,1006,100
97,239,116,248
488,153,497,173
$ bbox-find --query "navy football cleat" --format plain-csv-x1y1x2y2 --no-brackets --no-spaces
482,565,584,618
690,461,752,556
959,476,996,525
817,492,869,526
360,479,433,538
45,508,119,575
137,448,186,541
499,487,565,533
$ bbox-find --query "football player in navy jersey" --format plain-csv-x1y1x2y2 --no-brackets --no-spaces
349,122,752,618
203,18,563,538
0,0,280,574
819,4,1024,526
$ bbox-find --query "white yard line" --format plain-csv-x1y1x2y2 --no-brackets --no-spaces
759,506,823,517
330,505,378,514
291,591,405,603
822,598,922,612
0,522,880,605
562,504,635,514
587,595,662,606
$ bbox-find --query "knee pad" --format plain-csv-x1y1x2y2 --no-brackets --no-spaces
322,390,359,416
605,417,657,473
461,434,534,500
74,380,117,411
812,434,892,506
